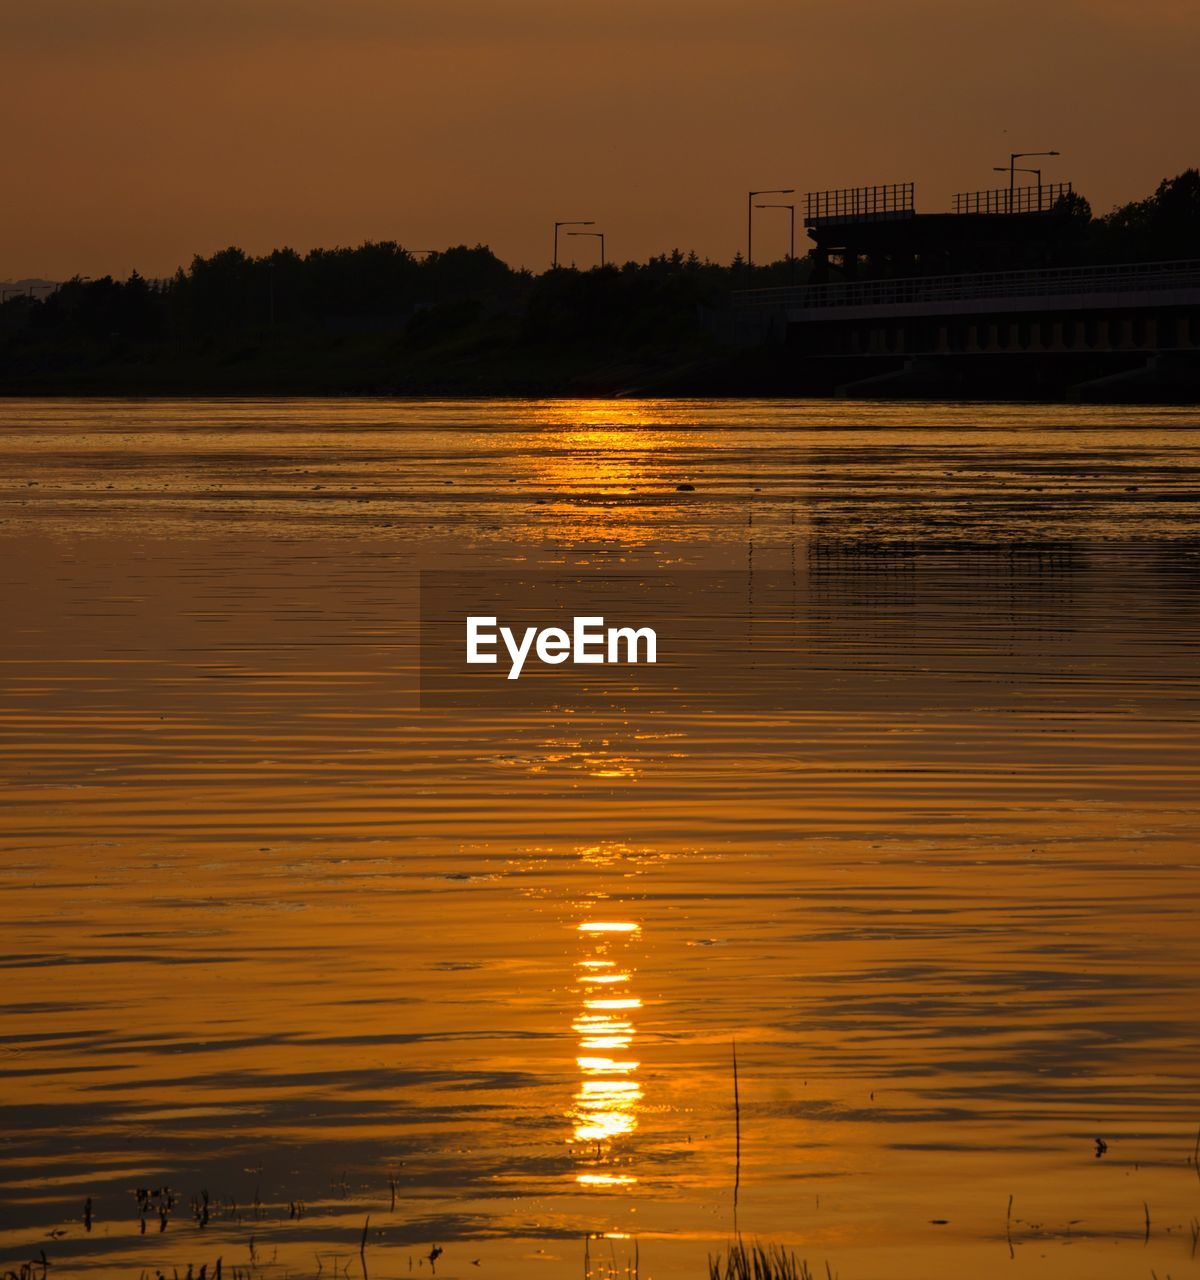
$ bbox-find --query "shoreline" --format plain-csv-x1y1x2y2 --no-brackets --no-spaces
4,347,1198,403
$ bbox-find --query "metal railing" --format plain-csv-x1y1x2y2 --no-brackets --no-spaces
732,258,1200,312
952,182,1073,215
805,183,914,225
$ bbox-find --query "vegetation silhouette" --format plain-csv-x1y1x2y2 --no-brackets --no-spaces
1,170,1197,396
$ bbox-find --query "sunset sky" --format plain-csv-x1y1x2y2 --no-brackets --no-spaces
2,0,1197,280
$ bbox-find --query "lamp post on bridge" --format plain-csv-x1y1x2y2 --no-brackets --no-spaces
755,202,796,264
553,220,594,269
1005,151,1058,212
995,165,1044,210
567,230,605,268
748,188,794,269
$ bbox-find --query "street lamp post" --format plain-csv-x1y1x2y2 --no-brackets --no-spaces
567,230,605,268
995,165,1044,210
1006,151,1059,212
755,202,796,263
748,188,794,268
554,220,595,269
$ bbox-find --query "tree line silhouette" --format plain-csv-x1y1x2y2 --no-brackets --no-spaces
1,169,1196,392
3,244,803,345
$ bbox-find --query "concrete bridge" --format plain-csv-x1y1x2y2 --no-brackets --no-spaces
729,259,1200,399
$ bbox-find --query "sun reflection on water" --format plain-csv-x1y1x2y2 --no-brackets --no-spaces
572,918,643,1184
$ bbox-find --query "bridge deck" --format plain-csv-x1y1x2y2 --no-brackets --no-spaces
733,260,1200,321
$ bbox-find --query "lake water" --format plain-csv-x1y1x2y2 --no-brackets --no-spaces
2,398,1199,1280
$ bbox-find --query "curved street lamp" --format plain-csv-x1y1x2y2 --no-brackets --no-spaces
748,188,794,267
554,220,595,269
567,230,605,268
755,202,796,262
995,165,1045,210
1005,150,1059,212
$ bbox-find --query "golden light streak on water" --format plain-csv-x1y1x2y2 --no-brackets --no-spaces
3,399,1200,1280
572,912,645,1178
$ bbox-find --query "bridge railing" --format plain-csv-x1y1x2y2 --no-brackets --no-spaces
952,182,1073,215
805,183,915,225
732,259,1200,312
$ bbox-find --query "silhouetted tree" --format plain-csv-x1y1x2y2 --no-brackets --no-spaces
1088,169,1200,262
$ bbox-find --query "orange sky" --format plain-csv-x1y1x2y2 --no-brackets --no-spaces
2,0,1197,280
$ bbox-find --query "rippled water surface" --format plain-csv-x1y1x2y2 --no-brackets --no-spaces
2,399,1199,1280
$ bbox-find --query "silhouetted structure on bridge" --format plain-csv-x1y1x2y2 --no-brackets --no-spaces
805,179,1086,281
725,172,1200,399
